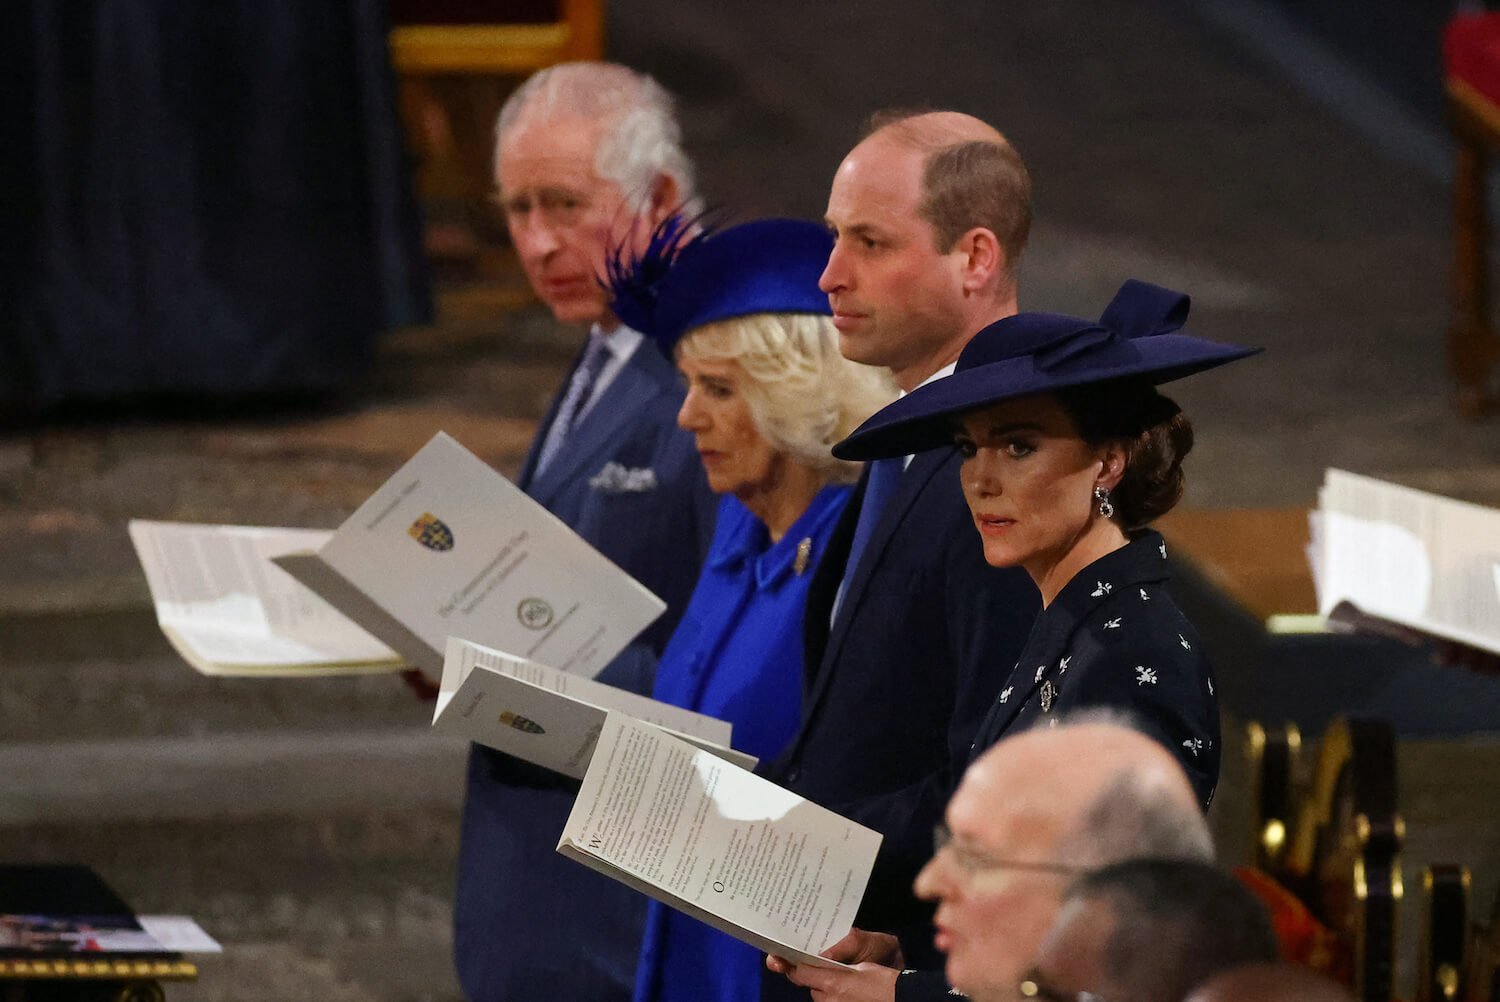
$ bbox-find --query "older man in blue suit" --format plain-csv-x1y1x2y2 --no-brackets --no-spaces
452,62,715,1002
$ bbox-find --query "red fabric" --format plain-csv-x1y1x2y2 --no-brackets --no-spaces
1445,14,1500,108
1232,866,1352,984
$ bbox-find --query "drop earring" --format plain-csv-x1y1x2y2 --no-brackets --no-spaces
1093,486,1115,520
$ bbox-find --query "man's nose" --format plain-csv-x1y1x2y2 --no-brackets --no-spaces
914,853,949,902
818,244,846,295
513,212,561,260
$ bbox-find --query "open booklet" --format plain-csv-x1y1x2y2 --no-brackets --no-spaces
557,712,881,969
434,638,758,777
272,432,667,680
127,520,401,676
1308,468,1500,655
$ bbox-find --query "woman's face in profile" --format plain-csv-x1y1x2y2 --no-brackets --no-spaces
954,394,1110,573
676,352,782,500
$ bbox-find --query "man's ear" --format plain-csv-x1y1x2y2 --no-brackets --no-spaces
955,227,1005,295
1096,443,1128,492
645,173,681,228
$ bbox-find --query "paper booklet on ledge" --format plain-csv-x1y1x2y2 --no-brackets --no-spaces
128,520,403,676
557,712,882,969
273,432,667,680
1309,468,1500,656
434,637,758,778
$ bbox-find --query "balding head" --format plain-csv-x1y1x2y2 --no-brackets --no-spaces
859,109,1031,270
865,109,1008,148
914,718,1212,1002
1185,963,1356,1002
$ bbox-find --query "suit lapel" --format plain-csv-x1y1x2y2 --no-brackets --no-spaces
800,449,953,722
524,343,669,505
801,470,862,679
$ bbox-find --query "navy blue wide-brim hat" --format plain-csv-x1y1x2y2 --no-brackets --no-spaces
833,279,1261,461
605,214,833,356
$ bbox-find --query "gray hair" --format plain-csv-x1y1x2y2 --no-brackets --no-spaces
678,313,896,485
1043,708,1215,866
1064,860,1279,1002
495,61,696,212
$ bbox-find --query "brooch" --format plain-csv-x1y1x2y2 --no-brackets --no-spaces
794,537,813,576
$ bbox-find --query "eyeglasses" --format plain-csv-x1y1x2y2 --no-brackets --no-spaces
1019,968,1108,1002
931,824,1084,876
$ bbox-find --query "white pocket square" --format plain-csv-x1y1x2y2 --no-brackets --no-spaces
589,462,658,493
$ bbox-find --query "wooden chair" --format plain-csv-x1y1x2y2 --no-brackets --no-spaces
1443,13,1500,418
388,0,604,76
1283,716,1404,1002
1466,884,1500,1002
386,0,606,268
1247,720,1303,874
1420,864,1472,1002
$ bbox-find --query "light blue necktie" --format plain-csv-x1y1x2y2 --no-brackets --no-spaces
535,333,610,477
831,456,904,624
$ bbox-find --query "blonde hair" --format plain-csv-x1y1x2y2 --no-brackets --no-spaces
679,313,896,484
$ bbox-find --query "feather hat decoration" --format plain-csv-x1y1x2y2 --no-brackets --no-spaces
603,212,833,356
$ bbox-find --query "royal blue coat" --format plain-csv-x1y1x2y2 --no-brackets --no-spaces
633,487,851,1002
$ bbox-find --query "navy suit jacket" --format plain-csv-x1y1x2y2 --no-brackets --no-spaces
762,447,1039,984
453,334,715,1002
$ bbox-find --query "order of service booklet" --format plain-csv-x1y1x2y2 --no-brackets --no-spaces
127,520,402,676
434,638,758,778
273,432,667,679
1309,468,1500,655
557,712,881,969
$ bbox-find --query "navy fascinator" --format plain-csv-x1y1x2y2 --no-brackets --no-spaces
604,214,833,356
833,280,1261,461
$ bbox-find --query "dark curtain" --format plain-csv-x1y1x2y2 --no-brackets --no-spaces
0,1,431,411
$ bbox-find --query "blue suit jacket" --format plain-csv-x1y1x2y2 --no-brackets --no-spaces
762,448,1039,986
453,335,715,1002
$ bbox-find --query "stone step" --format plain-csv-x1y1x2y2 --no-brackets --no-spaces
0,611,439,743
0,730,467,824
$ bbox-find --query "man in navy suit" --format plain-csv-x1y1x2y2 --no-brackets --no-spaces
452,63,715,1002
762,110,1042,1000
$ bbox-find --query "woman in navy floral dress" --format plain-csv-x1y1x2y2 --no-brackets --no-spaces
835,279,1259,807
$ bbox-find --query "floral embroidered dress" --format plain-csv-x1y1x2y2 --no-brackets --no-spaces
633,485,851,1002
968,529,1220,806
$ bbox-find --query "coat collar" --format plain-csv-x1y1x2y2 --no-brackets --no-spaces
979,530,1172,738
708,486,848,591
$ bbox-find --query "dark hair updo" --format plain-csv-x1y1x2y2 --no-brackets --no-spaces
1054,380,1194,530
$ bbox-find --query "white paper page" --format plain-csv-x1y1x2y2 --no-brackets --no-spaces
434,639,751,778
1316,469,1500,654
317,433,665,679
459,640,732,744
136,916,223,954
558,713,879,965
128,520,399,668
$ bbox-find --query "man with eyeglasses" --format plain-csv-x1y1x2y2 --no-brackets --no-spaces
1022,859,1278,1002
771,716,1213,1002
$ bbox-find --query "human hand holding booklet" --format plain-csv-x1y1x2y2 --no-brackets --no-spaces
556,712,882,969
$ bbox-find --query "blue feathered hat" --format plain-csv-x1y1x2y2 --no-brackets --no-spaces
833,280,1261,461
605,214,833,355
